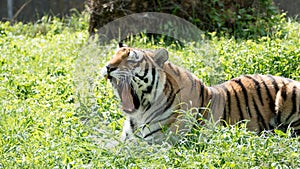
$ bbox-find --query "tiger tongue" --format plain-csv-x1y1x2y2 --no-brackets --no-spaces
121,83,135,112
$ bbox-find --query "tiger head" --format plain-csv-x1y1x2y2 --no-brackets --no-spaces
102,43,169,114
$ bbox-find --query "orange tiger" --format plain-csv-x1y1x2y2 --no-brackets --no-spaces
102,43,300,144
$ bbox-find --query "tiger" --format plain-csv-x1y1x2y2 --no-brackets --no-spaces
101,43,300,144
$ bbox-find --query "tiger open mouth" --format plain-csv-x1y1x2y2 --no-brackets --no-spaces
110,77,139,113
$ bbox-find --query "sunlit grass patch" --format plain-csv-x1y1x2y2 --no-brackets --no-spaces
0,13,300,168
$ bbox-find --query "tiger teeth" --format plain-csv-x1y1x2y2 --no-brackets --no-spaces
116,79,120,85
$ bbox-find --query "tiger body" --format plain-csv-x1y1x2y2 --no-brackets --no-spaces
102,44,300,143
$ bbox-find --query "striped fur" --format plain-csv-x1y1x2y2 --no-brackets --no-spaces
102,45,300,143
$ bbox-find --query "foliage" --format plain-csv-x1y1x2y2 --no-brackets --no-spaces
200,0,284,39
87,0,283,39
0,13,300,168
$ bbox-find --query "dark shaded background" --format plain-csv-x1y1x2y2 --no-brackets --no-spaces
0,0,298,22
0,0,85,22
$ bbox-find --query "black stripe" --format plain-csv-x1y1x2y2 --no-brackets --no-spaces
130,118,136,130
147,68,156,92
222,106,227,126
160,81,181,116
252,97,267,130
135,62,149,81
143,128,163,139
268,75,279,93
138,67,151,107
142,113,175,131
132,50,138,57
144,79,177,124
291,118,300,127
144,94,170,124
232,78,251,118
222,86,231,122
130,84,140,110
199,82,205,108
186,72,196,91
276,110,282,125
168,63,180,76
232,84,244,120
162,93,176,114
164,88,181,112
152,69,160,100
291,85,297,114
280,80,287,101
141,68,157,101
150,68,156,86
146,89,180,124
224,86,231,123
143,85,153,94
145,102,151,111
260,76,276,113
285,85,297,122
245,75,264,106
293,129,300,136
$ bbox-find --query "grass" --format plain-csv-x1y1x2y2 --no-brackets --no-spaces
0,13,300,168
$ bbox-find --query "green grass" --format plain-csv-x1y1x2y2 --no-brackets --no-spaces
1,13,300,168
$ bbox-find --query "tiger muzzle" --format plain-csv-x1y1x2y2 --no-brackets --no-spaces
104,65,137,113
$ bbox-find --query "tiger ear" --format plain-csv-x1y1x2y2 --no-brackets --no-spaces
118,42,127,48
153,48,168,67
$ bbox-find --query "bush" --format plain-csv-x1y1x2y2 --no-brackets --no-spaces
87,0,282,39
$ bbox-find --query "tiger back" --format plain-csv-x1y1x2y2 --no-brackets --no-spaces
102,44,300,144
213,74,300,133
